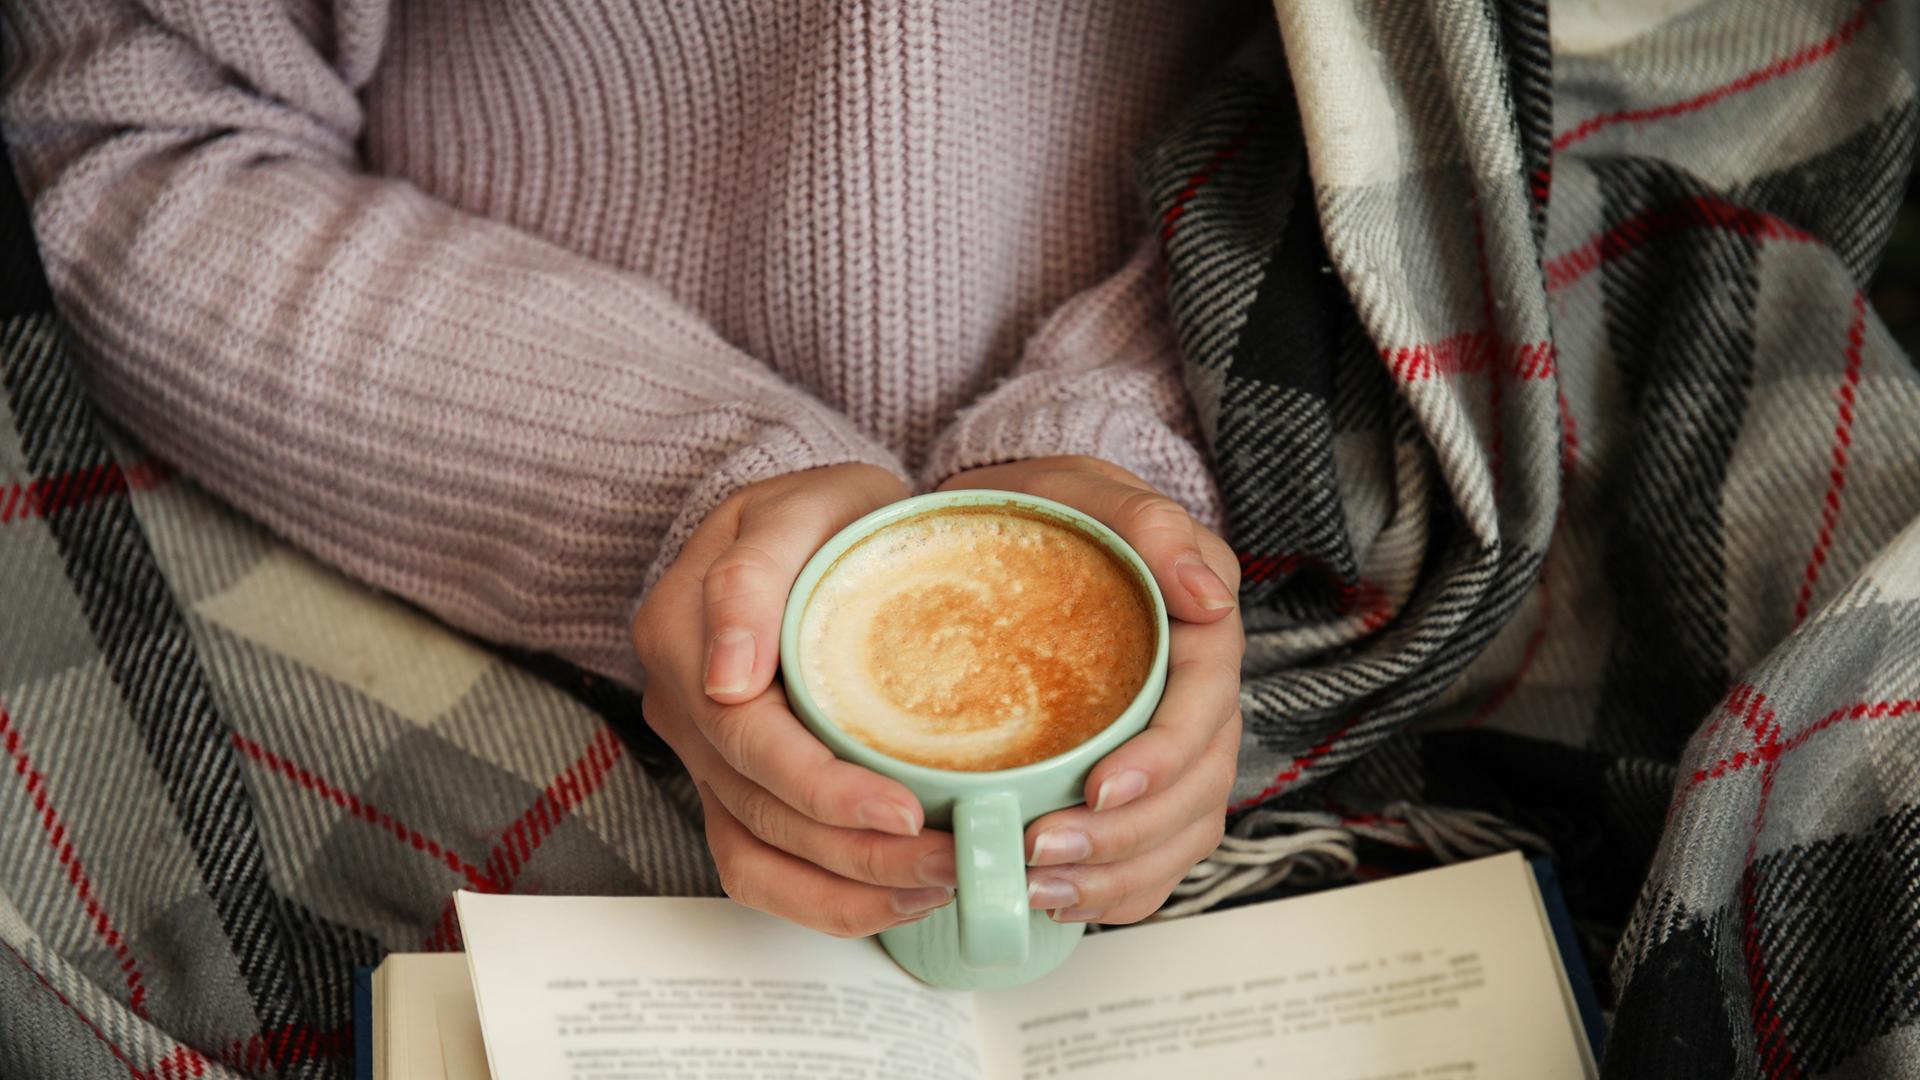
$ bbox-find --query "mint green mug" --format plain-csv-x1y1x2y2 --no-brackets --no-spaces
779,489,1169,990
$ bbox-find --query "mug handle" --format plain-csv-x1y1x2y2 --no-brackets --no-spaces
953,790,1030,969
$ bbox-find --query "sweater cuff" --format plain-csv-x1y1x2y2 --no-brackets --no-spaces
920,383,1226,534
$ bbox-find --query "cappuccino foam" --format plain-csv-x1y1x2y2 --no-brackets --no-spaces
798,507,1155,772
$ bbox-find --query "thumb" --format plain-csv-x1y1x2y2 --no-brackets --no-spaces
701,481,893,704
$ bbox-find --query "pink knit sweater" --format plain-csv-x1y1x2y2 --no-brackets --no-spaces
0,1,1231,685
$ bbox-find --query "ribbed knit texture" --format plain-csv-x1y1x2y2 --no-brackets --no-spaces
0,0,1232,685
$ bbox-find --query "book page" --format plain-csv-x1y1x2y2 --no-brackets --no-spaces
376,953,483,1079
971,853,1595,1080
455,893,982,1080
437,988,492,1079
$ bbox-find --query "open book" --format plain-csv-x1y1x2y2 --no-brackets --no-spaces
358,852,1600,1079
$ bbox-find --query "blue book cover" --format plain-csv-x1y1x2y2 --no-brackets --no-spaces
353,965,375,1080
1529,856,1607,1062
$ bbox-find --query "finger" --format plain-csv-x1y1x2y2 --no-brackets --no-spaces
632,509,744,673
647,674,930,840
1081,615,1244,814
701,484,887,704
696,781,954,937
698,688,931,837
1027,810,1226,924
1026,715,1237,869
703,756,958,889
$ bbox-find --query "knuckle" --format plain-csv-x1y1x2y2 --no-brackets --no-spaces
1097,815,1143,860
702,547,781,608
1129,881,1187,925
1208,753,1238,800
706,703,760,768
793,774,842,825
1220,710,1246,757
755,483,813,516
1062,456,1133,484
1202,810,1227,853
1196,532,1240,588
715,863,745,905
735,786,790,849
1212,738,1243,786
847,833,892,884
710,848,755,909
1114,489,1189,540
1075,866,1126,911
821,896,881,939
1169,654,1240,689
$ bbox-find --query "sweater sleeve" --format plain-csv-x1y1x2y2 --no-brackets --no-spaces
920,236,1226,532
0,0,906,686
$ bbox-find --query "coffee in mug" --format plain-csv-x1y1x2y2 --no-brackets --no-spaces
796,505,1156,772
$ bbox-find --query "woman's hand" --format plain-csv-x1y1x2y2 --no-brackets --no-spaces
938,456,1244,925
634,464,961,938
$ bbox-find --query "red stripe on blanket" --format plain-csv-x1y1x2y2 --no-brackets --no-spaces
422,725,630,951
1158,120,1261,252
421,902,465,953
1383,331,1555,382
228,732,502,893
216,1023,348,1073
1699,682,1758,746
1544,196,1816,294
481,725,626,886
1781,697,1920,754
0,702,152,1018
1729,694,1803,1079
0,936,176,1079
1792,292,1869,625
1675,697,1920,812
0,461,171,525
1230,714,1364,812
1235,551,1393,632
154,1046,209,1079
1553,0,1886,152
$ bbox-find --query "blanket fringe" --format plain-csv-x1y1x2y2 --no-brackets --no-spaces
1155,802,1553,920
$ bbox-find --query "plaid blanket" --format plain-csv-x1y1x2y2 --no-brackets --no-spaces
2,1,1917,1077
1140,1,1920,1077
0,154,719,1074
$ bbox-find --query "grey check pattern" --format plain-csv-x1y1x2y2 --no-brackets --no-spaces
1141,2,1920,1077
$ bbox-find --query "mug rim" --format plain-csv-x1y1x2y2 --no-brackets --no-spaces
778,489,1171,787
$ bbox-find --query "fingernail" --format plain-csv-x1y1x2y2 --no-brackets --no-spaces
917,850,958,888
1094,770,1149,812
1028,829,1092,867
1053,906,1103,923
858,799,922,838
1027,876,1080,910
1176,556,1237,611
703,629,755,696
891,886,953,916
